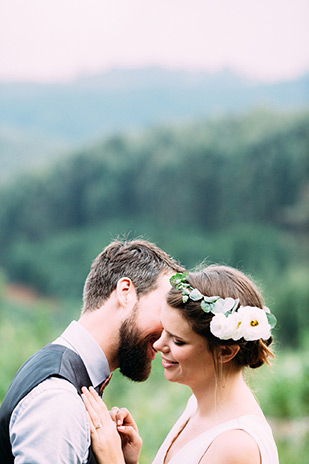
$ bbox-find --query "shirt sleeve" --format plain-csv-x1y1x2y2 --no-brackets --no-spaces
9,377,90,464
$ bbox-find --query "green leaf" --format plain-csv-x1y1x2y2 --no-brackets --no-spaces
201,299,212,312
231,298,240,312
267,312,277,329
170,272,188,287
189,288,204,301
182,287,191,295
204,296,220,303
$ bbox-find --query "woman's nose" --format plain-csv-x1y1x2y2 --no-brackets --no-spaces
153,334,168,352
153,337,162,351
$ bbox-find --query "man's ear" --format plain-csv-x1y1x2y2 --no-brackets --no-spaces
116,277,137,309
217,344,240,364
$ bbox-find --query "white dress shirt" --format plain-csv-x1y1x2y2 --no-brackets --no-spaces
9,321,110,464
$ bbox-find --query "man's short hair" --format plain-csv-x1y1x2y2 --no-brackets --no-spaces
82,239,184,312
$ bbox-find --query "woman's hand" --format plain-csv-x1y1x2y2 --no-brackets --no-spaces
81,387,142,464
81,386,125,464
109,406,143,464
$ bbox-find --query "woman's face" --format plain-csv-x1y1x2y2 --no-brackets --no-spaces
153,303,215,389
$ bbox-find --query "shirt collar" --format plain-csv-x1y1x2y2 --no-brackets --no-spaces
53,320,110,389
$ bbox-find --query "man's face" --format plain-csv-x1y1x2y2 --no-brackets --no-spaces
117,273,172,381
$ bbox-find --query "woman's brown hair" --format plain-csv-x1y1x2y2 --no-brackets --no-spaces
167,265,274,369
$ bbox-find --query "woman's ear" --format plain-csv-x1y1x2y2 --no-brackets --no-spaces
217,344,240,364
116,277,137,309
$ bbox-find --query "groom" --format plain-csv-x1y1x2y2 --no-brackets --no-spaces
0,238,183,463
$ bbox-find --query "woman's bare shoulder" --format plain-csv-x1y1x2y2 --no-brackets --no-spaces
200,429,260,464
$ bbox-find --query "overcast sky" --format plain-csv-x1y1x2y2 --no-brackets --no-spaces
0,0,308,83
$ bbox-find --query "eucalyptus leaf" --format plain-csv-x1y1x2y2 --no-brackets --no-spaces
204,296,220,303
171,272,188,286
201,299,212,312
266,312,277,329
170,273,183,286
182,287,191,295
189,288,204,301
231,298,240,312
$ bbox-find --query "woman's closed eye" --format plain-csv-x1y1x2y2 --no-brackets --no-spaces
173,339,185,346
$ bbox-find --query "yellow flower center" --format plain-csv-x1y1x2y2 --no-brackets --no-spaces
250,320,259,327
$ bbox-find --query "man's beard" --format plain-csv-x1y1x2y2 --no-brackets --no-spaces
118,309,157,382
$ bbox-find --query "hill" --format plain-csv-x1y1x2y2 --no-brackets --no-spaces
0,108,308,346
1,67,308,145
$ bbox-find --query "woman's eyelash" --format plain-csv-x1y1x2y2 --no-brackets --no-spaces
174,339,185,346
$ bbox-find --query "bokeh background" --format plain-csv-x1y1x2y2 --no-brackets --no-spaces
0,1,308,462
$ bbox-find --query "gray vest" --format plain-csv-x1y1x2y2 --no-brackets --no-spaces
0,344,99,464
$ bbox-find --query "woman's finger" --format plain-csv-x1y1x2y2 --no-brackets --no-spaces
115,408,139,432
82,387,109,411
109,406,120,422
81,386,113,431
82,387,109,415
81,392,102,428
81,388,128,464
117,425,142,443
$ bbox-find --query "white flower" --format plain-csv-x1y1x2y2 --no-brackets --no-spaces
228,312,244,340
237,306,271,341
210,313,235,340
212,297,237,314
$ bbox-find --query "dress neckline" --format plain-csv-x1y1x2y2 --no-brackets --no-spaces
163,414,267,464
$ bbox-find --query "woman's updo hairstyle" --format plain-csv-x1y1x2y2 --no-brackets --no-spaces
166,265,274,369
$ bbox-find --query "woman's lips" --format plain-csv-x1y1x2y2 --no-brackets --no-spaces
161,356,178,368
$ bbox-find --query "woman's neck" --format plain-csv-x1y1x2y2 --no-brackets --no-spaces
191,370,262,422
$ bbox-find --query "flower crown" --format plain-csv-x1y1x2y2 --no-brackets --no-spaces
170,273,277,342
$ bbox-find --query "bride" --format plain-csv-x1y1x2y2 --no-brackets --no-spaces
82,265,279,464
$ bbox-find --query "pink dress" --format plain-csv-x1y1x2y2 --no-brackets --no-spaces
152,396,279,464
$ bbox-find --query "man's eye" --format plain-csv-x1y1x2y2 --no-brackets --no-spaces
174,339,185,346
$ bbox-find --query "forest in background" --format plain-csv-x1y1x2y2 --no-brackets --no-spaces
0,99,308,463
0,107,308,346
